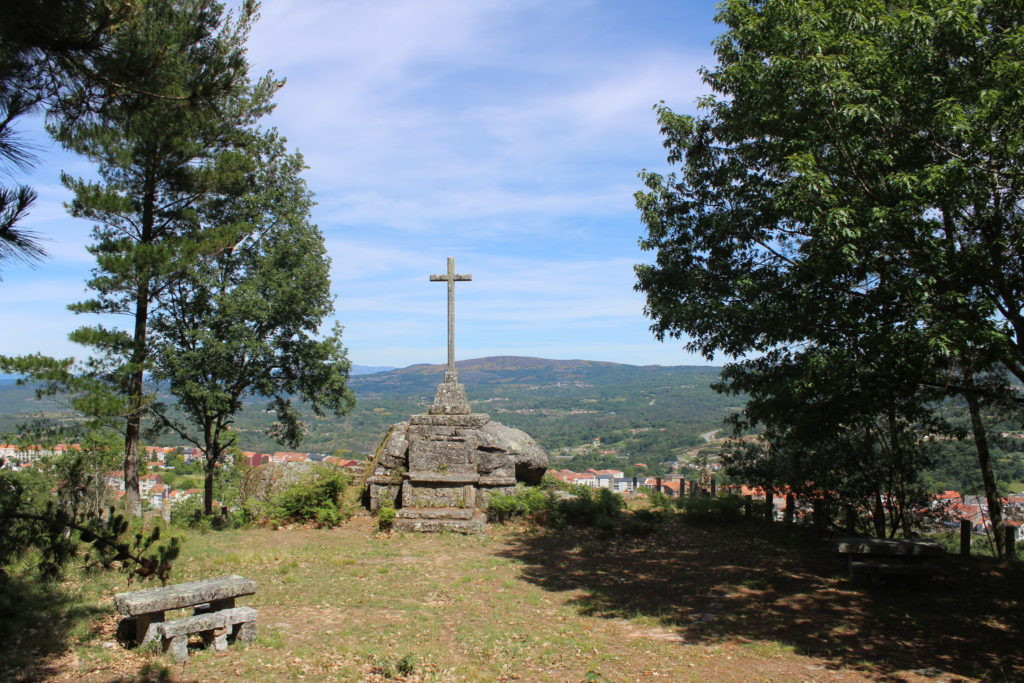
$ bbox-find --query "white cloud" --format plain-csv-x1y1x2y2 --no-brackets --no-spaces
1,1,722,370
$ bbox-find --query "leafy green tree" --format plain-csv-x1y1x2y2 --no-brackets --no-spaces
149,133,354,515
635,0,1024,554
48,0,279,515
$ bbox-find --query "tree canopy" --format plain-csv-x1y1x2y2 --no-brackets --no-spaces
51,0,276,514
636,0,1024,550
150,132,355,515
0,0,136,271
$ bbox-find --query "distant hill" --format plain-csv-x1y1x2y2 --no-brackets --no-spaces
350,356,668,396
350,364,397,376
0,357,736,461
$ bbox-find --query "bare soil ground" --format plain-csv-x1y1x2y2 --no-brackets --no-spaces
3,515,1021,682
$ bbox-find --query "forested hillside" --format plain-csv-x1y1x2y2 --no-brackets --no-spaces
0,357,736,461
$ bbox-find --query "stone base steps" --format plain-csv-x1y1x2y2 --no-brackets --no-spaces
393,507,486,534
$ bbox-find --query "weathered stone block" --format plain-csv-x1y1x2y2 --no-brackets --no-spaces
395,507,477,520
114,575,256,617
368,482,401,513
407,471,480,484
402,481,476,508
477,422,548,485
408,439,474,471
409,413,490,428
393,509,486,533
478,475,516,486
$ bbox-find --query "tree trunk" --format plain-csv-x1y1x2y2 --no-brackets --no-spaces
124,182,156,517
872,492,886,538
965,389,1005,558
204,458,215,516
123,284,149,517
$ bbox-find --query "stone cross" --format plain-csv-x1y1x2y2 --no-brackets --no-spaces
429,257,472,373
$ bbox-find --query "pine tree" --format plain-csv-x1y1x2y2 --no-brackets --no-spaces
51,0,279,514
0,0,135,271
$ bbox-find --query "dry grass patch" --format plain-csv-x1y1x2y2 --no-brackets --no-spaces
3,514,1021,681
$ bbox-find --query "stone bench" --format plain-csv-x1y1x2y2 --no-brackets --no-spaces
158,606,258,662
114,574,257,652
835,537,943,586
849,560,940,577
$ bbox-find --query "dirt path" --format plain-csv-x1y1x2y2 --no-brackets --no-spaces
700,428,722,443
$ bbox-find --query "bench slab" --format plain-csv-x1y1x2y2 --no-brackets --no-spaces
834,537,943,558
850,561,940,576
158,606,258,662
114,574,256,616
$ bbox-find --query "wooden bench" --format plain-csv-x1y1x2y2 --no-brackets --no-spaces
835,537,943,585
114,574,258,660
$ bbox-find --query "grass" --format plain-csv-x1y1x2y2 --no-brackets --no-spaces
2,514,1023,681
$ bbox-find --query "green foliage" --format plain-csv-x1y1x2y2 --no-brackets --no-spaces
170,496,248,532
486,484,631,531
679,495,743,524
635,0,1024,551
0,1,134,270
645,490,675,513
15,0,280,515
557,487,625,530
0,468,180,585
486,485,552,523
376,503,396,532
620,508,669,537
265,468,350,527
148,129,354,516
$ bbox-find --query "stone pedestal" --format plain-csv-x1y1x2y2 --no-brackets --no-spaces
368,370,543,533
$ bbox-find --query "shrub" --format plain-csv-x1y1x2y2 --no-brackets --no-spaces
266,467,351,526
679,494,744,523
486,485,550,522
558,487,624,529
646,490,676,513
313,505,342,528
539,471,567,490
377,503,396,532
621,508,668,537
170,496,249,531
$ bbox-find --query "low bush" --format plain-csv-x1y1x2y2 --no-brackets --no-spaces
261,467,352,527
679,494,744,523
486,485,550,522
646,490,676,513
377,503,396,532
556,487,624,529
170,496,249,531
621,508,668,537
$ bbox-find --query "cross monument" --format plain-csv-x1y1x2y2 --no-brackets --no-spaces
429,257,472,373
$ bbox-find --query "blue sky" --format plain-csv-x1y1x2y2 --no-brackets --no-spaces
0,0,724,369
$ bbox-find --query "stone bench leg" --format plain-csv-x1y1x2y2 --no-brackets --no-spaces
135,611,164,645
203,626,229,652
164,634,188,662
233,619,257,644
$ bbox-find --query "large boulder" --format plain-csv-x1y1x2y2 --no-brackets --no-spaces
376,421,409,470
476,421,548,485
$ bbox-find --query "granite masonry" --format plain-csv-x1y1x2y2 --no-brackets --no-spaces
365,257,548,533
